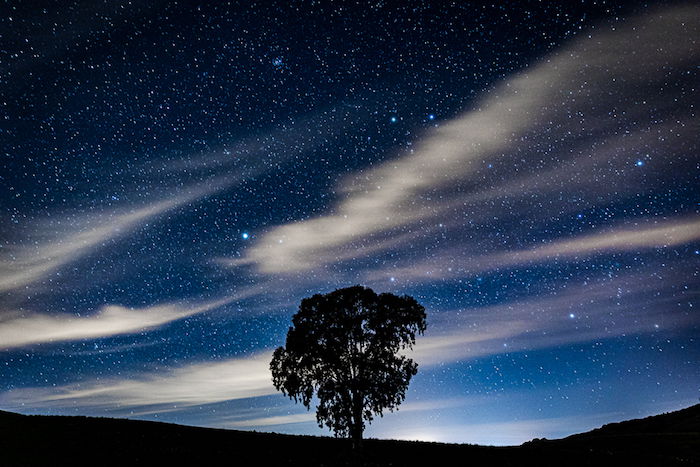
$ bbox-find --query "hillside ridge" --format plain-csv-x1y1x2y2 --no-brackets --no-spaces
1,404,698,466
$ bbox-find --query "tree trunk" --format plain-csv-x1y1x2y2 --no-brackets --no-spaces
350,392,363,450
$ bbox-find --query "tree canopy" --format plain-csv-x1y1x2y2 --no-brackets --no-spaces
270,285,426,443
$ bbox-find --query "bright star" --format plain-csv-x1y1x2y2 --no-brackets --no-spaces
390,116,397,123
428,114,435,120
569,313,575,319
635,160,644,166
242,232,249,240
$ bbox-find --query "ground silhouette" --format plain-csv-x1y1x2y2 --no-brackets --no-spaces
0,404,698,466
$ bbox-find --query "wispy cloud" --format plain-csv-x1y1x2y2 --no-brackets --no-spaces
1,104,367,295
160,109,356,175
224,412,316,428
0,351,275,411
221,397,471,429
513,217,700,258
223,5,699,275
0,294,241,350
409,268,695,366
367,215,700,282
393,397,474,414
0,178,230,293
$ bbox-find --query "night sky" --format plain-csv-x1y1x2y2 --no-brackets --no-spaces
1,1,698,446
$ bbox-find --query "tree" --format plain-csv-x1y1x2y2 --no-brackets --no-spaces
270,285,426,446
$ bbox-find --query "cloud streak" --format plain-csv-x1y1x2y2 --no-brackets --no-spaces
0,295,241,350
1,104,367,296
221,397,471,429
367,215,700,282
0,351,276,411
0,178,231,293
492,216,700,264
224,412,316,428
409,267,696,366
225,5,699,275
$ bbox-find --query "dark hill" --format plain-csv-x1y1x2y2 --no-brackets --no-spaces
0,405,698,466
571,403,700,437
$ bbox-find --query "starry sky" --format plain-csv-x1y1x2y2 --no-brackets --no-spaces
1,1,698,446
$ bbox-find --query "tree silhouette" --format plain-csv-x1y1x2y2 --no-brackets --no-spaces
270,285,426,446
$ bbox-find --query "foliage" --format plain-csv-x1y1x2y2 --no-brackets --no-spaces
270,285,426,441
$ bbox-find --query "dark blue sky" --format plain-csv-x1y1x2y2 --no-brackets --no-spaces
1,0,698,445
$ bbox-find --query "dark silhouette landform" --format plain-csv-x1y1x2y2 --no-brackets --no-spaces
0,404,698,466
